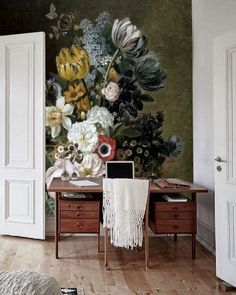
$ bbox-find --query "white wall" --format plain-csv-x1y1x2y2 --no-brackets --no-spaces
192,0,236,252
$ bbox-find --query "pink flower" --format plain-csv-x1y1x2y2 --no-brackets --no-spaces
101,82,120,102
96,135,116,161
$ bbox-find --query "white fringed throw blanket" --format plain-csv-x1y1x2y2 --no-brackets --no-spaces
103,178,149,249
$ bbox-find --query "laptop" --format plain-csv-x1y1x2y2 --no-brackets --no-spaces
105,161,135,179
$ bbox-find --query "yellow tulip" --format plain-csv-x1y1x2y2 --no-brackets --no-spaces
56,45,90,81
108,67,120,82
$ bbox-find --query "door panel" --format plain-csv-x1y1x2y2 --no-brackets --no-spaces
214,30,236,286
0,32,45,239
4,42,34,168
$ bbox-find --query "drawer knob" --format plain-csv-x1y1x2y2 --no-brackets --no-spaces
77,206,81,209
77,223,83,228
76,212,83,217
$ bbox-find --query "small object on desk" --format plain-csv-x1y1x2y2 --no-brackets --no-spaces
61,170,70,182
70,171,78,180
153,178,190,189
162,193,188,202
69,180,100,187
147,173,156,181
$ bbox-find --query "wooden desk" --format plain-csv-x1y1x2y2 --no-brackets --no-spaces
48,177,207,259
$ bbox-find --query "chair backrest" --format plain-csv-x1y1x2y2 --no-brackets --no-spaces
103,178,150,249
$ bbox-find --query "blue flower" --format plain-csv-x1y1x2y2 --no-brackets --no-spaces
79,12,112,67
135,53,167,91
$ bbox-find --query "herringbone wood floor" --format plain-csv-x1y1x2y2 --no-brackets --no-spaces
0,235,235,295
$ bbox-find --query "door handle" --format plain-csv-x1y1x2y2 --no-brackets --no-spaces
214,156,226,163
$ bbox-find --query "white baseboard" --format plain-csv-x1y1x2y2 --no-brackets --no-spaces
197,219,215,254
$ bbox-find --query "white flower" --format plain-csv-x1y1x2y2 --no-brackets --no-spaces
111,17,148,59
101,82,120,102
67,121,98,154
87,106,114,130
75,153,104,177
46,96,74,138
57,144,65,154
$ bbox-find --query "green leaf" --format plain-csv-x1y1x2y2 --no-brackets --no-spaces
97,66,106,77
46,153,54,170
117,59,133,75
45,194,55,216
46,3,58,20
139,94,155,102
113,123,125,135
115,134,125,145
122,126,141,137
73,36,81,46
51,26,60,40
131,89,142,100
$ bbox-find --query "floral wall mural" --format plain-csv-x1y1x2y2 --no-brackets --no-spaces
0,0,192,216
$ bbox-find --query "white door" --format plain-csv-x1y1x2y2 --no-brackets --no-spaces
214,30,236,286
0,32,45,239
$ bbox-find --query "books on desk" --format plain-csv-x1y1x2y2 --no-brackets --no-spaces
62,193,93,199
153,178,190,189
162,193,188,202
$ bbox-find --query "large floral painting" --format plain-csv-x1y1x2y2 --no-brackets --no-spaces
45,4,182,215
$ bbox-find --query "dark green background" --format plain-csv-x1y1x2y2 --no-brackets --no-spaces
0,0,193,180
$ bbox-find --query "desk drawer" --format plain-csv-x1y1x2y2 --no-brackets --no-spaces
60,219,99,233
155,220,195,233
60,200,99,211
155,202,195,212
60,210,99,219
156,211,194,220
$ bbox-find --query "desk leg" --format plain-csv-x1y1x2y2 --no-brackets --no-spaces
55,192,59,259
192,234,196,259
192,192,196,260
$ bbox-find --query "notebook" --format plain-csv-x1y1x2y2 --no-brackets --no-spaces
69,180,99,187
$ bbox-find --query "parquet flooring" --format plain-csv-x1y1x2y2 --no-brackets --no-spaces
0,235,235,295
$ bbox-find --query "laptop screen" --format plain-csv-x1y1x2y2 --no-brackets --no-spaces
105,161,135,179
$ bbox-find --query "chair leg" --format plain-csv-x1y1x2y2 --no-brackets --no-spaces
144,228,149,269
97,233,100,252
104,227,108,268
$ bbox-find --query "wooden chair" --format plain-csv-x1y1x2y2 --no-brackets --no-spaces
104,180,150,269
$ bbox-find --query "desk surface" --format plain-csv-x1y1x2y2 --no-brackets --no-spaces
48,177,208,194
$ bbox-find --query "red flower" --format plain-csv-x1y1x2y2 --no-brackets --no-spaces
96,135,116,161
